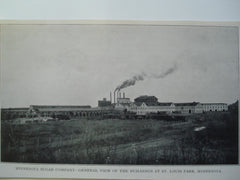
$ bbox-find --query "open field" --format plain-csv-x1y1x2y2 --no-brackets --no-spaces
1,111,238,164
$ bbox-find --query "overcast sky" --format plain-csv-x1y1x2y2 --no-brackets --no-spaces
0,24,239,108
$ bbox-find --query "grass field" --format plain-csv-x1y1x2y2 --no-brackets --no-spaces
1,111,238,164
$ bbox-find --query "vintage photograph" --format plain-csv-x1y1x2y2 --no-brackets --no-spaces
1,23,239,165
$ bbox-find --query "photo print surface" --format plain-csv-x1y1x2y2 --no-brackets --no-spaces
1,24,239,164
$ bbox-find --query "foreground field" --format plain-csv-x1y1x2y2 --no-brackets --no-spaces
1,111,238,164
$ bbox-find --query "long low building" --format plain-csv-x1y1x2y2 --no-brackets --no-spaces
116,95,229,115
128,102,228,115
132,102,176,115
28,105,112,118
1,97,229,120
175,102,203,114
201,103,228,112
1,105,113,120
1,108,29,120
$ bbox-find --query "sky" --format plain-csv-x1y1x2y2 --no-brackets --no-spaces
0,24,239,108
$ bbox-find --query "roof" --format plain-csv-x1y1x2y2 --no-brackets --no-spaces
33,108,93,112
158,102,173,106
200,103,227,105
1,108,29,111
174,102,200,106
134,102,157,106
134,102,173,107
30,105,92,112
134,95,158,101
30,105,91,109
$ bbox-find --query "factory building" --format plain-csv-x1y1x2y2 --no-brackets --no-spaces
201,103,228,112
1,92,229,121
117,97,131,104
173,102,228,114
115,103,131,111
1,107,29,120
129,96,175,115
131,101,228,115
114,92,132,110
174,102,203,114
133,102,175,115
98,98,111,107
28,105,107,118
128,95,228,115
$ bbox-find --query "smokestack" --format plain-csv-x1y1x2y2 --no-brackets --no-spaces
114,90,116,104
117,90,120,103
123,92,125,98
110,92,112,103
117,91,119,103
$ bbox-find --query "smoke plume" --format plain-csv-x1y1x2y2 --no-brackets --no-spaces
115,64,177,92
149,64,178,78
115,73,146,92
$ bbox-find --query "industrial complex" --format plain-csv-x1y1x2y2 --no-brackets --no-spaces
1,90,228,123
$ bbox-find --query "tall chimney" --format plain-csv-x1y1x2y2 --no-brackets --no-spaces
110,92,112,103
114,91,116,104
117,91,119,103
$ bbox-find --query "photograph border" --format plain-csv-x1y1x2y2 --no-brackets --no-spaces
0,20,239,180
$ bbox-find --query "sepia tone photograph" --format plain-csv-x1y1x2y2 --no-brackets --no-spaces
0,23,239,165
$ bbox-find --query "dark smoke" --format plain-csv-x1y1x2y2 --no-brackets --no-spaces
149,64,178,78
115,73,146,92
115,64,177,91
